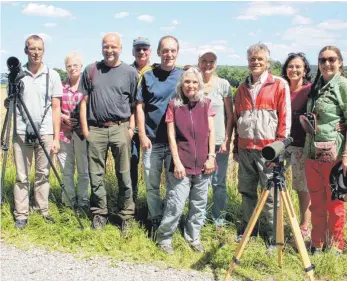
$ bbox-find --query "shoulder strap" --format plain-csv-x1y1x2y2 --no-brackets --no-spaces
87,61,98,93
40,67,51,124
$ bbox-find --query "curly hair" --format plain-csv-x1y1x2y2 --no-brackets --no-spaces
281,53,312,85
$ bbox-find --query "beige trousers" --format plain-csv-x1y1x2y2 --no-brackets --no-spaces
13,134,53,220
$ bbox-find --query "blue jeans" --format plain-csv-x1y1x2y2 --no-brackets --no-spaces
131,133,140,202
211,145,230,226
157,172,210,246
142,143,171,221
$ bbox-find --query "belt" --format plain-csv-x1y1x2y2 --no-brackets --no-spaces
90,119,129,128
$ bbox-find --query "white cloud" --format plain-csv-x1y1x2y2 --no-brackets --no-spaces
172,19,179,25
211,40,228,44
228,54,241,60
282,26,338,47
137,14,154,23
236,2,297,20
263,42,304,62
25,33,52,43
113,12,129,19
318,19,347,30
43,22,57,28
248,32,257,37
292,15,312,25
160,26,176,31
22,3,72,18
99,32,123,38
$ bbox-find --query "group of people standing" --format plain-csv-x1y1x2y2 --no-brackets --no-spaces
5,32,346,256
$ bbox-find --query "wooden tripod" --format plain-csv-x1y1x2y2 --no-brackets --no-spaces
224,162,315,281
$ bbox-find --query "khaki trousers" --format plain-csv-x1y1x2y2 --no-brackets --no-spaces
13,134,53,220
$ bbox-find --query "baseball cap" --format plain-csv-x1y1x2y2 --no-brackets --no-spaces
133,37,151,47
199,49,217,59
329,161,347,201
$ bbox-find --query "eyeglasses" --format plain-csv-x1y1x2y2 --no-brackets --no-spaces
66,64,81,70
288,52,306,57
135,47,149,52
318,57,338,64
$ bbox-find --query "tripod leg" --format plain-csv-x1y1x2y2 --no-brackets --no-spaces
281,189,315,281
276,193,284,266
224,189,271,281
1,101,14,204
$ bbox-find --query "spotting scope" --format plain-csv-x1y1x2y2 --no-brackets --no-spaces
261,137,293,161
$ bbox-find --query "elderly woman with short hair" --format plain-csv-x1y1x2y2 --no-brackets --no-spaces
56,52,89,210
156,67,216,254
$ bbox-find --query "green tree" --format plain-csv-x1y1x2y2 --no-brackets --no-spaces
217,66,248,87
54,68,68,82
269,60,282,76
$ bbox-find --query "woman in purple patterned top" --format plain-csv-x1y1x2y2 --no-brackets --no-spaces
281,52,312,241
56,52,89,210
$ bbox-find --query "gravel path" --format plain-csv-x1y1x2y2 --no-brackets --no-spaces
0,243,238,281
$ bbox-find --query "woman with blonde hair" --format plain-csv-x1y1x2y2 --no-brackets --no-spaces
57,52,89,211
198,50,233,229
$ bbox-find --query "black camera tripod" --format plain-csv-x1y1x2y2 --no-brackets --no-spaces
224,157,315,281
0,57,84,229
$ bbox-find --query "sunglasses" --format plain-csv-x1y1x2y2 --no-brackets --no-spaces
318,57,338,64
288,52,306,57
135,47,149,52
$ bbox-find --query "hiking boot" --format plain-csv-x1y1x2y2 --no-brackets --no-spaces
120,219,132,236
15,219,27,229
43,215,56,224
150,219,161,241
190,243,205,253
158,244,174,255
92,215,108,230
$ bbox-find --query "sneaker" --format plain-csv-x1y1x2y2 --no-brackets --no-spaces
236,234,243,243
92,215,108,230
311,246,323,256
158,244,174,255
190,243,205,253
15,219,27,229
43,215,56,224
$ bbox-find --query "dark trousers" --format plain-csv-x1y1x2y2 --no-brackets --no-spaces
87,123,135,219
131,132,140,202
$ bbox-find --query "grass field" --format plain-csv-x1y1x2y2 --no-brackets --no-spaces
1,87,347,281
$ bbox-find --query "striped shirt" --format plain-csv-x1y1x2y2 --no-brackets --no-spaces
60,80,84,143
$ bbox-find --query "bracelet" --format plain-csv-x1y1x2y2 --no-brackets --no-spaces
208,153,216,158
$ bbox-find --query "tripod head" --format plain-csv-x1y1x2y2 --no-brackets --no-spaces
7,56,25,84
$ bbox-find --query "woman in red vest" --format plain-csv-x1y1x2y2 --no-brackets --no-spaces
156,67,216,255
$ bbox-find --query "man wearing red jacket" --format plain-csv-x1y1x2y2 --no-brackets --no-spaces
233,43,291,248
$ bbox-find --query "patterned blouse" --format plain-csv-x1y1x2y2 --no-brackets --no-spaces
60,80,84,143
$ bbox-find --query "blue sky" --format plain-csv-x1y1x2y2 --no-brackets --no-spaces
1,1,347,72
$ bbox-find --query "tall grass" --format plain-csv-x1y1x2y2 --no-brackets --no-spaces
1,88,347,281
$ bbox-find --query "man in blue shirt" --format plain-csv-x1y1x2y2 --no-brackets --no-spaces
136,36,183,231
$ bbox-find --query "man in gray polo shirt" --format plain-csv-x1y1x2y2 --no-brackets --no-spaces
6,34,62,229
79,32,138,230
